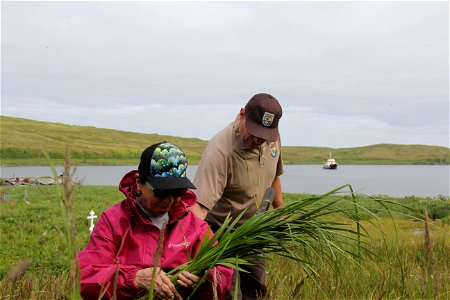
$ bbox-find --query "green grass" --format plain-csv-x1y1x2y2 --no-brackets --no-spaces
266,217,450,299
282,144,450,165
0,116,207,166
1,115,449,165
0,185,121,277
264,193,450,299
1,185,449,299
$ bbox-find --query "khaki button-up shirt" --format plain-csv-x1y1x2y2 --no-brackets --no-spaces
193,119,283,226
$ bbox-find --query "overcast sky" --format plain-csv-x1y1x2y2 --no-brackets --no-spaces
1,1,449,148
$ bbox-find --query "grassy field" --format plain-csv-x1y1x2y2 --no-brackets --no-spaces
282,144,450,165
0,184,449,299
2,115,449,165
0,115,207,166
266,216,450,299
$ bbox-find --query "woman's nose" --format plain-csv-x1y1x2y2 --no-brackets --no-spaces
160,193,173,201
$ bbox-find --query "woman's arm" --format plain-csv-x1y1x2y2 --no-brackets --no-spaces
78,214,144,299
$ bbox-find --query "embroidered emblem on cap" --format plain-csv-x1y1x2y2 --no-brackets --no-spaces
271,145,278,157
262,112,275,127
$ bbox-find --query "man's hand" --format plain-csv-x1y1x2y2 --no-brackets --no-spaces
134,267,180,300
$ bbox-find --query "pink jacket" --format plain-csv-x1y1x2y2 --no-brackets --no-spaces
79,170,233,299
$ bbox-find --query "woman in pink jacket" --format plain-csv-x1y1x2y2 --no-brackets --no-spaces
78,142,233,299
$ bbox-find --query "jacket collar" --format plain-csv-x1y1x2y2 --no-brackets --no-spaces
119,170,194,225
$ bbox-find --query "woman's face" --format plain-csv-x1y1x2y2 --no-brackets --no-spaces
137,179,183,217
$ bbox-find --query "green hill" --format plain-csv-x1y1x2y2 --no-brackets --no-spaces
282,144,449,165
1,115,448,165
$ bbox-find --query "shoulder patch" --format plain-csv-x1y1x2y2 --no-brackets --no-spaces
270,143,278,158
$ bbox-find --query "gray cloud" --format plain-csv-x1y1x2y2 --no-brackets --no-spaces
1,1,448,147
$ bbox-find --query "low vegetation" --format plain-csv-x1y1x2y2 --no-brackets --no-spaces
0,184,449,299
1,116,206,166
282,144,450,165
1,115,449,165
1,118,449,298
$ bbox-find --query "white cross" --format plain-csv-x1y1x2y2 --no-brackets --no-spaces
87,210,97,234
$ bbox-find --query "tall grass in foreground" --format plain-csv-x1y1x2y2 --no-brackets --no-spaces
152,185,381,299
1,181,449,298
137,184,450,299
44,146,81,298
265,214,450,299
0,146,82,299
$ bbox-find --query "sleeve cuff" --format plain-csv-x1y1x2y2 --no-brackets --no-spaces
125,267,142,292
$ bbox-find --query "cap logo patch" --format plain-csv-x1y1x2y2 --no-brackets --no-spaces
262,112,274,127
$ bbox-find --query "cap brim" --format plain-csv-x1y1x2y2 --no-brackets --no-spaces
246,118,279,142
148,176,196,190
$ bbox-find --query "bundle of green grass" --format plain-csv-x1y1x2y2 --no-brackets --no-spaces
161,184,373,299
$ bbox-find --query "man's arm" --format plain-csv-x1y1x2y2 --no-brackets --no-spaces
271,176,283,208
191,135,228,220
189,202,209,220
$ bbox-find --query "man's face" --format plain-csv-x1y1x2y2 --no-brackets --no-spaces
239,113,266,149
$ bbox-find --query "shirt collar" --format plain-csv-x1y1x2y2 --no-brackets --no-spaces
233,119,247,150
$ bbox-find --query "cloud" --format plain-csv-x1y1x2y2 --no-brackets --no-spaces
1,1,448,147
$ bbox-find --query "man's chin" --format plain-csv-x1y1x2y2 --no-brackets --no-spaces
247,141,265,149
243,142,256,149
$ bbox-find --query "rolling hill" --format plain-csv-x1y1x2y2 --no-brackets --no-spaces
1,115,448,166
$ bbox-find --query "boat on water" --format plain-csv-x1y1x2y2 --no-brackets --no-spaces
323,152,338,170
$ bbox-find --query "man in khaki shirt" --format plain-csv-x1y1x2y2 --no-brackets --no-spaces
190,93,284,300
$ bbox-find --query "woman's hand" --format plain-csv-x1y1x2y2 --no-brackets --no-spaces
176,271,201,289
134,267,180,300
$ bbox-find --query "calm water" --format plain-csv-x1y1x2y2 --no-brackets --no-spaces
1,165,448,198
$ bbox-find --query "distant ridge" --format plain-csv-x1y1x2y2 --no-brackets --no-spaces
1,115,449,166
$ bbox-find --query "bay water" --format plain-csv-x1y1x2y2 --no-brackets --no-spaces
1,165,448,198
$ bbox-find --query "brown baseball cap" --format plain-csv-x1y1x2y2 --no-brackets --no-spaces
244,93,282,141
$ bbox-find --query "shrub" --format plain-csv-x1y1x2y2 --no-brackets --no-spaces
427,203,450,220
